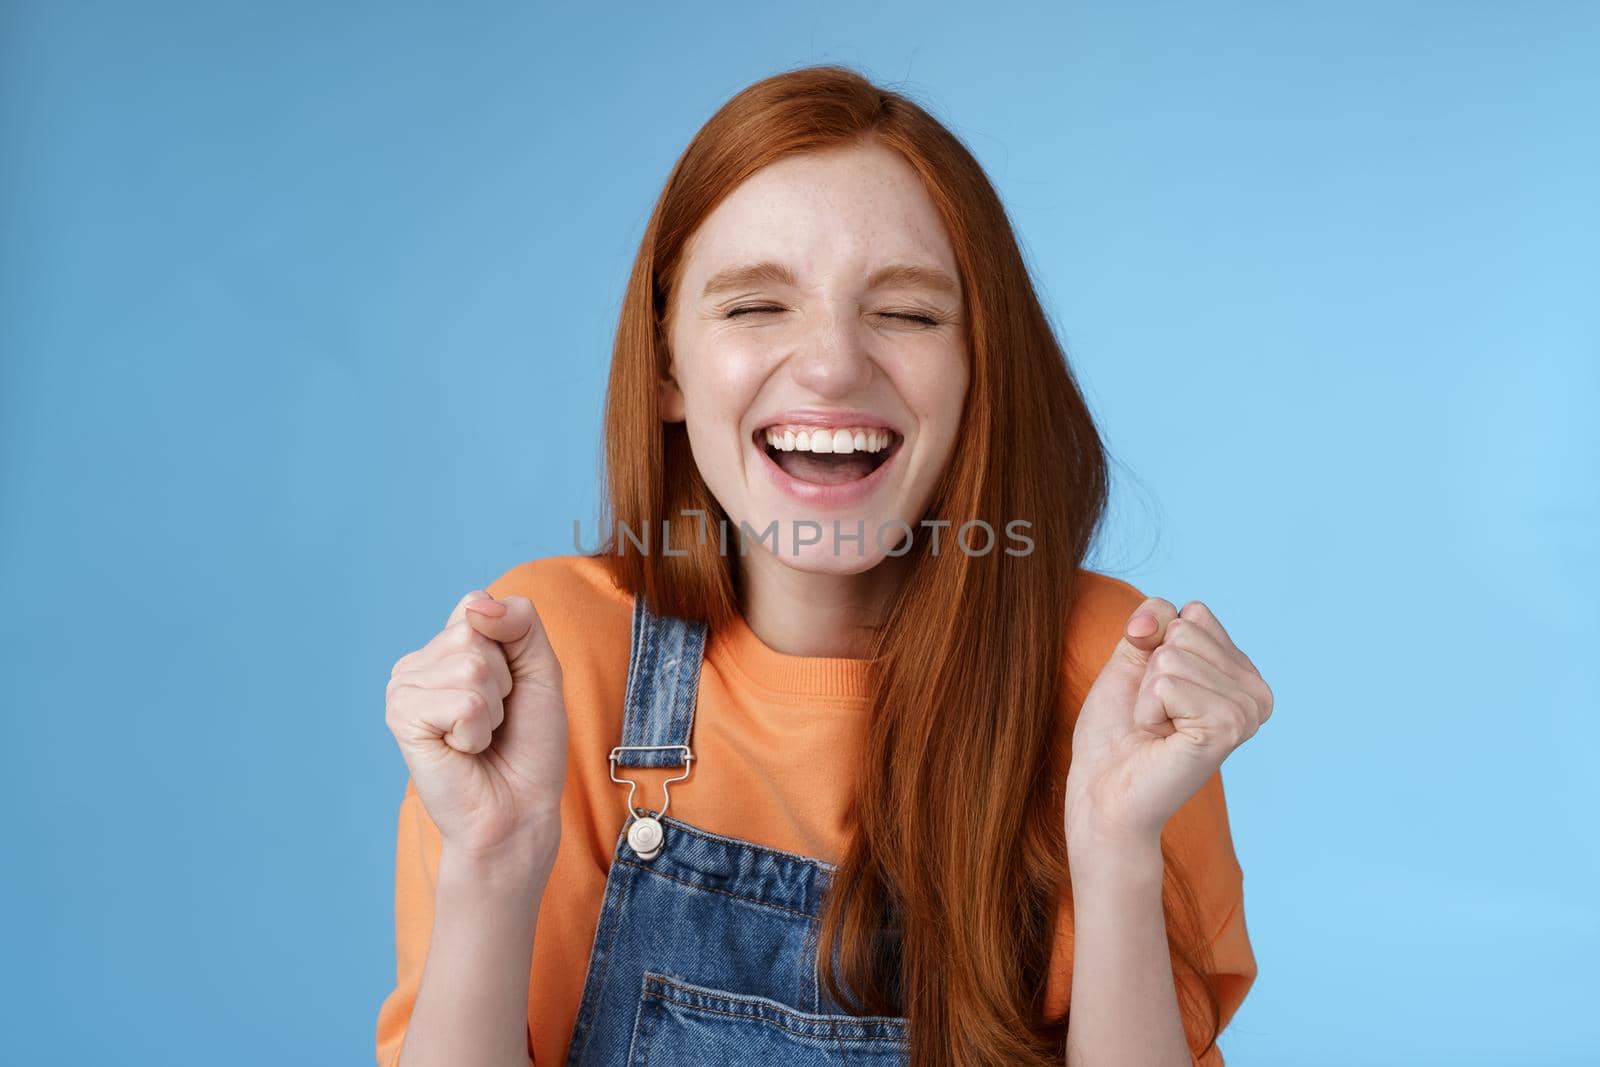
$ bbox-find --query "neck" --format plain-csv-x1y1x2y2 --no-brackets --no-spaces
737,550,909,659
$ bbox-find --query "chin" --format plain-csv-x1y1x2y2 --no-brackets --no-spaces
770,544,891,576
715,501,904,575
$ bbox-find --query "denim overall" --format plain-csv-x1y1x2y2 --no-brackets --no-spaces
564,595,910,1066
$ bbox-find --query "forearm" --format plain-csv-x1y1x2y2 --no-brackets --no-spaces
398,846,552,1067
1064,836,1192,1067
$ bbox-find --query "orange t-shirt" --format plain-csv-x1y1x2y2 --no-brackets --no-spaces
374,554,1257,1066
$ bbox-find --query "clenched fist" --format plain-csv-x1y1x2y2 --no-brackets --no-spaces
1065,597,1273,851
385,589,569,864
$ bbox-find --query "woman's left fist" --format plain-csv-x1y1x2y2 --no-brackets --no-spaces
1064,596,1273,850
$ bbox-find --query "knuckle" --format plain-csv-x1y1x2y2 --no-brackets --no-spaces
456,687,489,723
460,653,491,687
1227,719,1248,748
1166,643,1196,670
384,689,411,732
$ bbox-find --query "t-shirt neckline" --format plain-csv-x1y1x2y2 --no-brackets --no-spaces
708,610,879,703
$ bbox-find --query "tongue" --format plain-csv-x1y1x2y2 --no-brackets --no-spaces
773,449,878,485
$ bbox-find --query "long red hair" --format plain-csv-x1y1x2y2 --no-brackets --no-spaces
597,64,1222,1065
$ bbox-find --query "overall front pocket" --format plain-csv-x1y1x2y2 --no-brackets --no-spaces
625,970,909,1066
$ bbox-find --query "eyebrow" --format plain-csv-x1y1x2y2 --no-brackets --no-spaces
701,260,799,296
700,260,960,298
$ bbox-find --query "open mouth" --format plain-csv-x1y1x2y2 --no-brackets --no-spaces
754,423,902,487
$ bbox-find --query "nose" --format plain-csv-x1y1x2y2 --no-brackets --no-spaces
786,309,874,399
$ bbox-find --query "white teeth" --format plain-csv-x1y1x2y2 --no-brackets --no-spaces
760,424,896,455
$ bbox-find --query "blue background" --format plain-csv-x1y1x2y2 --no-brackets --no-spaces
3,2,1595,1064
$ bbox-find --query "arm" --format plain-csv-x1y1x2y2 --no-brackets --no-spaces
1061,589,1271,1065
1064,835,1191,1067
375,781,556,1067
378,584,571,1067
396,844,553,1067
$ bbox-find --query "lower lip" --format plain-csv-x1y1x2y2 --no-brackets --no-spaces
754,437,902,509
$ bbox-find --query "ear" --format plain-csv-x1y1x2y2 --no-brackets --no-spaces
658,373,686,423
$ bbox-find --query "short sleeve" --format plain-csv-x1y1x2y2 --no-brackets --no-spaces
373,777,444,1067
1047,572,1259,1064
374,565,538,1067
1172,768,1258,1065
1044,766,1258,1065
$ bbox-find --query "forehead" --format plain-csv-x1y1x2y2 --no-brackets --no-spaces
677,141,960,289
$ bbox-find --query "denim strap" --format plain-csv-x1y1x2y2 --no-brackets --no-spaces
615,593,707,768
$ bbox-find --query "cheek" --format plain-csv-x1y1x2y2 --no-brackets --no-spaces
673,341,777,487
891,347,970,443
676,343,767,421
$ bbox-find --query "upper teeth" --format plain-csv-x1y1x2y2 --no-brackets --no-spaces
762,425,894,455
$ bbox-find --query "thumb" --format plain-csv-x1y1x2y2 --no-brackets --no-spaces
1109,596,1178,670
1113,596,1183,737
463,593,560,687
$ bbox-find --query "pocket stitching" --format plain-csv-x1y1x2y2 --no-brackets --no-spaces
639,970,908,1044
614,857,818,921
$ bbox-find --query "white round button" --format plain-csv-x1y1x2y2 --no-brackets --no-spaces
627,816,664,860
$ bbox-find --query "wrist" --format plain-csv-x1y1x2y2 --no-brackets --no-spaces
1064,811,1165,891
438,838,556,901
1064,778,1165,857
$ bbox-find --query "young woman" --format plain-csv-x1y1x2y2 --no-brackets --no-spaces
377,65,1270,1067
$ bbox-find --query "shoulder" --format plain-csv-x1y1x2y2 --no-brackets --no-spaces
1067,568,1148,625
484,552,629,609
1062,568,1149,700
482,553,635,673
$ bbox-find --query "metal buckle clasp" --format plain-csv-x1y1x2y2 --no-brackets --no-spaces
609,744,693,860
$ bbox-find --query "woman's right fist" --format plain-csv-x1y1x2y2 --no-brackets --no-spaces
385,589,569,863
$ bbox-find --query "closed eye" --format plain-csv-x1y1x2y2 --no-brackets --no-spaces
725,306,942,327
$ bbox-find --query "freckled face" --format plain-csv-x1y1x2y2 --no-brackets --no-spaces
661,140,970,572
